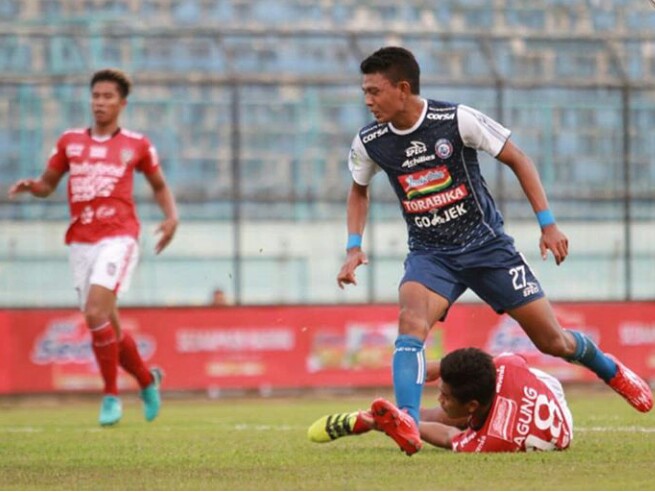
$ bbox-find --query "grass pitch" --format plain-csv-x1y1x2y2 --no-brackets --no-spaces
1,387,654,490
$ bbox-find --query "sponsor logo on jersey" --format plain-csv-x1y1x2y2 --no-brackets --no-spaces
435,138,454,159
96,205,117,219
402,184,468,214
69,161,128,203
90,146,107,159
413,203,468,227
66,144,85,158
398,166,453,199
349,148,361,168
80,205,94,224
426,112,455,121
361,126,389,143
453,428,478,451
405,141,427,157
488,395,517,442
402,154,436,169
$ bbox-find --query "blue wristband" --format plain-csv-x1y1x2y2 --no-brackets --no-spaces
347,233,362,250
536,209,556,228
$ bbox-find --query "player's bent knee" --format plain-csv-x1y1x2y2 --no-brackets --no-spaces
534,333,574,358
84,307,111,329
398,308,430,339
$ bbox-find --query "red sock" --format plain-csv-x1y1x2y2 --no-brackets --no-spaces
90,321,119,396
353,411,374,434
119,331,153,389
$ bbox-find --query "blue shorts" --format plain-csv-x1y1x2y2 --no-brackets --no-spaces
401,234,545,317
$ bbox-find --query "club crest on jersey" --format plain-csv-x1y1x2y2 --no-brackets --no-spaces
398,166,453,199
120,149,134,166
435,138,453,159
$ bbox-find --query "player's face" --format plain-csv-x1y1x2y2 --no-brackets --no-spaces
361,73,406,123
91,81,126,126
437,381,471,419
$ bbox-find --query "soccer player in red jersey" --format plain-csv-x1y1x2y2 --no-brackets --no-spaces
8,69,179,426
308,347,573,453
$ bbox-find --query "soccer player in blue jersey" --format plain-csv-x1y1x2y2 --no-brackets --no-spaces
336,46,652,455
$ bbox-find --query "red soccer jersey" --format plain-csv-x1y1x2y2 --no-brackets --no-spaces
451,353,572,452
47,128,160,244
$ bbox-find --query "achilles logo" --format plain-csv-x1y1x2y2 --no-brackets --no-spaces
402,154,435,169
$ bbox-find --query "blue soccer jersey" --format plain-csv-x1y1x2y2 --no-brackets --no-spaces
348,99,512,253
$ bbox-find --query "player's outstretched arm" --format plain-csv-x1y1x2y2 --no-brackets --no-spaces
337,181,370,289
145,168,179,254
496,140,569,265
425,360,441,382
8,168,64,199
418,421,461,450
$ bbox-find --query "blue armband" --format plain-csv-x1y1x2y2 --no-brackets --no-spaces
346,233,362,250
536,209,556,228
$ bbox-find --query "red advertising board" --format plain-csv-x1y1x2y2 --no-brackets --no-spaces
0,302,653,394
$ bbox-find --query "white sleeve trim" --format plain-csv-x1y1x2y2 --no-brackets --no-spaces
457,104,511,157
348,133,380,185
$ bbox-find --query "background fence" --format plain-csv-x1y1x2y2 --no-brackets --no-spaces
1,0,654,306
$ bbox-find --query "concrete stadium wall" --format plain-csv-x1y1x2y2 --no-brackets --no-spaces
1,218,653,307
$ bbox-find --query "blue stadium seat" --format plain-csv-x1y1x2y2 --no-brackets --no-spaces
0,0,19,19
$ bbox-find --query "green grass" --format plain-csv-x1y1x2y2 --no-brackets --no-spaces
1,388,654,490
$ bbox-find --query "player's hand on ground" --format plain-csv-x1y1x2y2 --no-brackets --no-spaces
337,249,369,289
8,179,35,198
539,224,569,265
155,218,178,254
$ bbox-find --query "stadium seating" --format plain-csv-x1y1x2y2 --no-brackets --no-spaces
0,0,653,305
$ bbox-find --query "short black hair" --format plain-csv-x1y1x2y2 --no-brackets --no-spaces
440,348,496,406
360,46,420,95
90,68,131,98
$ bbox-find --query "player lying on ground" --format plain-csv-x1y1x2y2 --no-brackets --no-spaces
308,348,573,453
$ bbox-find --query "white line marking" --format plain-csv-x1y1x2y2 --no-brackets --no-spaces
577,426,655,433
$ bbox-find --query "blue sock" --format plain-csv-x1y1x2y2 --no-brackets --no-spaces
568,330,617,382
392,334,425,424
